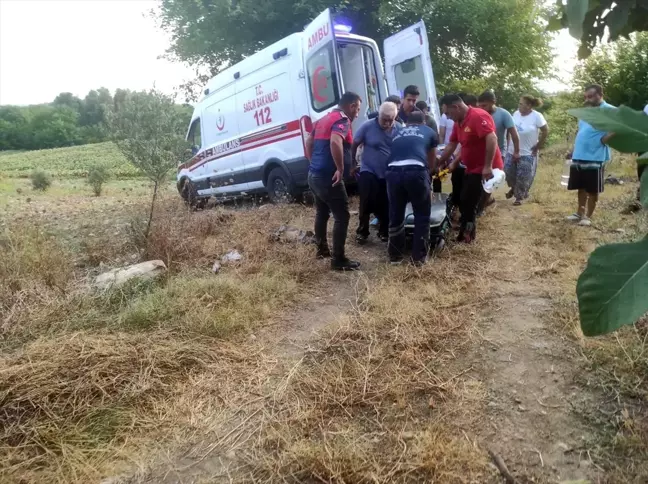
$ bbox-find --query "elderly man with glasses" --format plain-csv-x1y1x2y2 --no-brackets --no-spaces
351,101,400,244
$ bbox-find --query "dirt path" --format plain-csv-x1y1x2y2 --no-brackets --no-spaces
470,286,600,482
462,203,606,483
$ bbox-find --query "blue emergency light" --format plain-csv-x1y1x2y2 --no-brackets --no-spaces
333,23,352,33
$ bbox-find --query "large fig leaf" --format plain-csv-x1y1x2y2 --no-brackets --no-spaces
568,106,648,153
566,0,590,38
577,237,648,336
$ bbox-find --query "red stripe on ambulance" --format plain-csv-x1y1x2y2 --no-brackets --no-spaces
185,120,301,172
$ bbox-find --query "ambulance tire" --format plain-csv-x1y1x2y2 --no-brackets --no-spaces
181,179,204,210
267,167,297,204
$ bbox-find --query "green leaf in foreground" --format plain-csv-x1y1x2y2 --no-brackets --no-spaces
565,0,590,39
567,105,648,153
577,237,648,337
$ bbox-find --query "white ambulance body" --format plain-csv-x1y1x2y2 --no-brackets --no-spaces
177,9,440,204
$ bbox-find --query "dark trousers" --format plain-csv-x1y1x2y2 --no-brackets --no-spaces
451,165,465,208
639,158,646,201
386,166,431,262
357,171,389,238
308,173,350,260
460,173,483,231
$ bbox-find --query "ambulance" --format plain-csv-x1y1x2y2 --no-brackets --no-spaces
177,9,440,205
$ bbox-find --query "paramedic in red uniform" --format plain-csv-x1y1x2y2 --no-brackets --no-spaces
305,92,362,271
437,94,503,243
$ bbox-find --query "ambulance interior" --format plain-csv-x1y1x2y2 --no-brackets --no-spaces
336,41,382,133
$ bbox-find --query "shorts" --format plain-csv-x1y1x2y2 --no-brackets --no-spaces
567,161,605,194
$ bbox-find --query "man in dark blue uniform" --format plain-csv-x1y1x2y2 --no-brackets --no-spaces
305,92,362,271
386,111,439,265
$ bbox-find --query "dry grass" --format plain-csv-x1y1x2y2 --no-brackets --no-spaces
2,146,648,483
0,189,330,482
0,331,261,483
231,261,494,483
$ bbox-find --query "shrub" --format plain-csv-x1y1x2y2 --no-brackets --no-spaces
87,165,110,196
30,169,52,191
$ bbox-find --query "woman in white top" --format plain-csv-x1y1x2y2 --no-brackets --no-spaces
438,106,455,146
504,95,549,205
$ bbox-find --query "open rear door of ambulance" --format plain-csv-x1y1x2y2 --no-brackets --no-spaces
384,21,440,124
303,9,343,123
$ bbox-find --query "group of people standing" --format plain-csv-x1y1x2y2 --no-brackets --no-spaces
305,82,630,270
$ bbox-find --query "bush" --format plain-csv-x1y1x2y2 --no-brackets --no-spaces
30,170,51,191
87,164,110,196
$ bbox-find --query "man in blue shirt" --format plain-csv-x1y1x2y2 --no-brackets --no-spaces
566,84,615,226
386,111,439,265
352,101,399,244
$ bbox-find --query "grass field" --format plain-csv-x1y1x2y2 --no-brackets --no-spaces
1,144,647,483
0,142,139,178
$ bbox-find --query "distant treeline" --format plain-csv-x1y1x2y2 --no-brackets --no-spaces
0,88,193,152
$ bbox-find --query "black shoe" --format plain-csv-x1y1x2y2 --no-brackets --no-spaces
331,257,361,271
411,258,427,267
378,233,389,242
458,223,476,243
355,234,369,245
389,256,404,266
316,247,331,259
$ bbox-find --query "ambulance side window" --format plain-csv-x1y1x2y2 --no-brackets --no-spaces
393,56,428,102
188,118,202,154
306,43,340,112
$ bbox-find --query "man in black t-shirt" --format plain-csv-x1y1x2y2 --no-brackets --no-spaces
385,111,439,265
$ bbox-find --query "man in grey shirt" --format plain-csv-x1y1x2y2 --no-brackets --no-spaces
351,101,399,243
477,91,520,160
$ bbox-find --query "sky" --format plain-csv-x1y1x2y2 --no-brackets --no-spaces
0,0,579,106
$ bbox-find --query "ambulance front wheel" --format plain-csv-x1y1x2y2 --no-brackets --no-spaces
267,167,298,204
181,179,207,210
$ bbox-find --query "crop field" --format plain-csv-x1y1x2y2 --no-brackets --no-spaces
1,144,648,483
0,142,140,179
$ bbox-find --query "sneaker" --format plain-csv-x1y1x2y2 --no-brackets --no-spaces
513,199,522,206
566,213,581,222
389,256,404,266
378,233,389,243
331,258,361,271
411,258,427,267
355,234,369,245
578,217,592,227
316,247,331,259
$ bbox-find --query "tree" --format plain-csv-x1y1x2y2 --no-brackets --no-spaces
52,92,84,115
573,33,648,110
155,0,552,101
0,106,31,150
550,0,648,58
108,89,190,243
29,105,81,149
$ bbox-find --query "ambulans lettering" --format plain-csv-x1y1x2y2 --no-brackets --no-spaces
214,138,241,155
307,23,330,50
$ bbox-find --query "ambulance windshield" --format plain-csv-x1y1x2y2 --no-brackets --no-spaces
337,41,380,133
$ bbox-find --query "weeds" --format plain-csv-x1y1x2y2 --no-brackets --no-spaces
87,164,110,196
29,169,52,191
